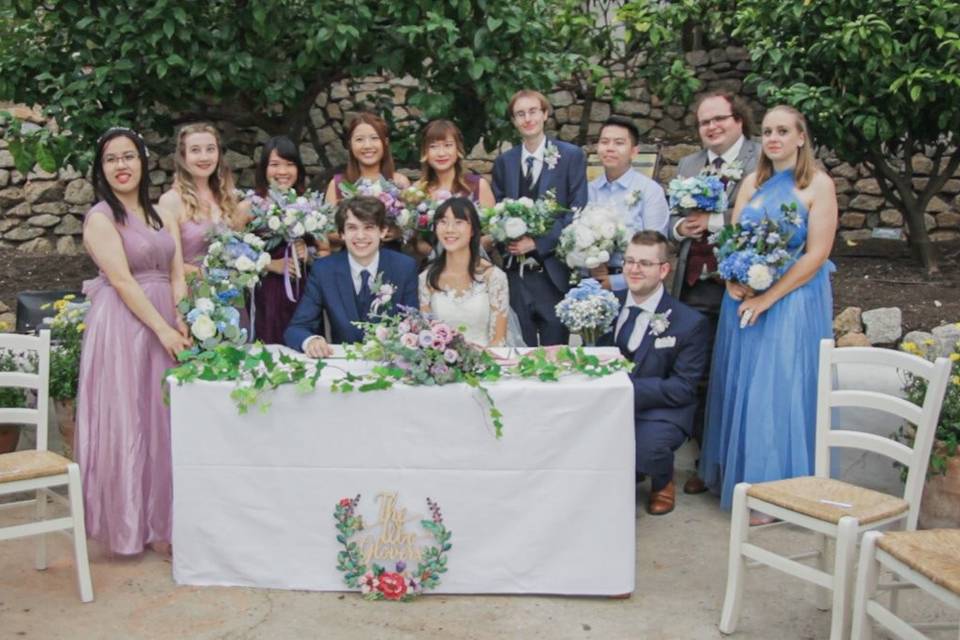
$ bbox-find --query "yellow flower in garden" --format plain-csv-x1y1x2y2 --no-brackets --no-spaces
923,339,935,345
77,323,86,333
901,342,918,354
63,294,76,300
951,353,960,362
953,375,960,386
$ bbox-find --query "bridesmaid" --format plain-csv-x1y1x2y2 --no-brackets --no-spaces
325,113,410,251
158,123,242,269
76,127,192,556
244,135,309,344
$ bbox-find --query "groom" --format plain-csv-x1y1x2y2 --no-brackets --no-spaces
491,89,588,346
284,196,418,357
603,231,709,515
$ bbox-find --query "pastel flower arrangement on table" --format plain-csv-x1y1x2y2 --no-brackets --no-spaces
335,494,452,601
554,278,621,346
340,177,404,225
245,187,334,251
557,202,631,272
710,202,802,292
479,192,561,242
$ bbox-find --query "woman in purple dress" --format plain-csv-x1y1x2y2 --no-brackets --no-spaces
158,123,242,269
76,128,192,556
242,136,310,344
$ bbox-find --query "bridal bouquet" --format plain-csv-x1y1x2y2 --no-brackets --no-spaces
178,276,247,350
557,203,631,270
554,278,621,346
710,202,802,291
480,192,561,242
203,228,272,291
246,187,334,251
340,177,404,224
667,172,728,215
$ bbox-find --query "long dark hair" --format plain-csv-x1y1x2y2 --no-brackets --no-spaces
426,197,482,291
92,127,162,228
255,135,306,196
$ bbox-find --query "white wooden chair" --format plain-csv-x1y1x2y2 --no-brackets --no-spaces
719,339,951,640
0,330,93,602
851,529,960,639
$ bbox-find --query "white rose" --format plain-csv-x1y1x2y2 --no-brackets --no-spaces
243,233,260,246
585,255,601,269
194,297,215,314
367,182,382,196
291,222,305,237
395,210,410,227
746,263,774,291
283,212,298,227
234,256,256,272
303,216,318,232
296,196,308,205
267,216,282,231
599,221,617,240
574,225,596,249
596,249,610,263
680,195,697,209
503,217,528,238
256,252,271,271
191,315,217,341
208,241,222,254
494,202,506,213
517,197,535,207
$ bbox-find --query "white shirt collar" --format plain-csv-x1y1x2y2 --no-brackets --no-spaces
626,283,664,314
521,137,546,163
707,135,745,166
599,167,640,190
347,252,380,292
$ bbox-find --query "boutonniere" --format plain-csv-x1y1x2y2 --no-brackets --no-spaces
369,273,396,316
624,189,642,207
648,309,672,336
709,160,744,186
543,142,561,170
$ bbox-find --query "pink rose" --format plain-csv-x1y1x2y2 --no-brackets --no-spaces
431,323,453,347
400,333,419,349
378,571,408,600
375,325,390,341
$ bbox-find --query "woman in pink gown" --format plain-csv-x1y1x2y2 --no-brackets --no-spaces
76,128,192,556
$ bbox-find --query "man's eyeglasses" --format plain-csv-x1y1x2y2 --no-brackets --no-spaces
513,107,543,121
698,114,734,128
624,258,665,269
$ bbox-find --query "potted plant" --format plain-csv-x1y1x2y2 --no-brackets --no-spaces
42,295,88,459
898,336,960,528
0,348,32,454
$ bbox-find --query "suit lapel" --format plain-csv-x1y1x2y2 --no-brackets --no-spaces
334,254,360,323
537,139,557,198
632,293,671,365
506,147,521,199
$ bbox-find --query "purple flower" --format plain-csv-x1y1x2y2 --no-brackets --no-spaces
418,330,434,348
395,560,406,573
443,349,459,364
431,323,453,347
430,362,450,378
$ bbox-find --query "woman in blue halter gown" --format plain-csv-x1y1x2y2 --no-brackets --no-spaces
698,105,838,514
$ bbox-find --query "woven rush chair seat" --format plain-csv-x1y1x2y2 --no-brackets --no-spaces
0,450,71,483
746,477,908,525
876,529,960,596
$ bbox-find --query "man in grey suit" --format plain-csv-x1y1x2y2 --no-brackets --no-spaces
668,91,760,494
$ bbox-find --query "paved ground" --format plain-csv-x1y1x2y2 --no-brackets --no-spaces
0,444,953,640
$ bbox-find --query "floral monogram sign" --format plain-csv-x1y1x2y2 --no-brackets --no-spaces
335,492,452,601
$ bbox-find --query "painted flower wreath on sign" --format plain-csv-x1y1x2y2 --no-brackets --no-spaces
335,494,451,601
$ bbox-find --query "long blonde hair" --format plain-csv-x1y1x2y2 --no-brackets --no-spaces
755,105,817,189
173,123,239,224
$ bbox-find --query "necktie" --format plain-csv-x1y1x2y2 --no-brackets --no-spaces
524,156,536,190
713,156,725,170
616,307,643,357
358,270,373,321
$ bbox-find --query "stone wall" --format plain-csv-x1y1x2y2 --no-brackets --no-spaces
1,45,959,255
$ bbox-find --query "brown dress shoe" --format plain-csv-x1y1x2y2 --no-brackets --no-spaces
647,480,676,515
683,474,708,494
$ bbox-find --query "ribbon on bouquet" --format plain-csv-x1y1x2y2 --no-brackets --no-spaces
247,285,257,342
282,242,303,303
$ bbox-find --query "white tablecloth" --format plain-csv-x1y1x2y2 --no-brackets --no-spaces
169,356,636,595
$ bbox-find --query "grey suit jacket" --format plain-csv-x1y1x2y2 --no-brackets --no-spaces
668,138,761,297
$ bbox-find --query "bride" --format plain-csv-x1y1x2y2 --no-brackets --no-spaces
418,197,514,347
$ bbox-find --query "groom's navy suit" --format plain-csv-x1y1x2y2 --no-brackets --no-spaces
491,138,587,346
601,288,709,491
283,249,418,348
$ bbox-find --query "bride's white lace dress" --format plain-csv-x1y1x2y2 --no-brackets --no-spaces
418,267,511,347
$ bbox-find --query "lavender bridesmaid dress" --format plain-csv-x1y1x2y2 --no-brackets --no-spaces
179,216,213,267
75,202,178,555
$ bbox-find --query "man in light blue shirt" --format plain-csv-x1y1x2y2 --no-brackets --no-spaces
588,116,670,291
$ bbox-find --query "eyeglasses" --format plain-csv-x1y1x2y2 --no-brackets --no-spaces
624,258,665,269
103,152,139,167
512,107,543,121
698,114,734,128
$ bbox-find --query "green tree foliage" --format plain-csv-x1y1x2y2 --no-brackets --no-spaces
0,0,574,173
735,0,960,274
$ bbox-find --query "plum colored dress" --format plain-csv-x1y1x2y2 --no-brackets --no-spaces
179,216,214,267
75,202,177,555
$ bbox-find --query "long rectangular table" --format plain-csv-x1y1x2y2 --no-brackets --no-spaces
169,355,636,595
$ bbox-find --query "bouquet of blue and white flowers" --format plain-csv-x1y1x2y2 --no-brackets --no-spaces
710,202,802,291
177,277,247,350
203,228,272,291
246,187,334,251
554,278,621,346
480,193,561,242
666,173,727,215
557,203,631,271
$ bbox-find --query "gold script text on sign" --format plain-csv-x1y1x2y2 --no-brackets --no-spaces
359,492,423,565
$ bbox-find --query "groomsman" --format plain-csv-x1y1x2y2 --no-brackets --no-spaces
284,196,418,357
491,89,588,346
588,116,670,291
669,91,760,494
603,231,708,515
